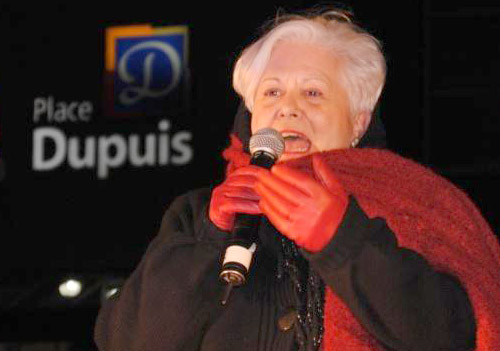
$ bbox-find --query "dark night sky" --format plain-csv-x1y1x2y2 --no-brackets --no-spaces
0,0,498,344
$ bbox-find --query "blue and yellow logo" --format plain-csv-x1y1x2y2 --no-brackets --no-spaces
105,24,189,116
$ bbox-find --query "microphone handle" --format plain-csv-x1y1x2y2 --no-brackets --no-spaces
228,150,276,251
219,151,276,303
231,213,261,248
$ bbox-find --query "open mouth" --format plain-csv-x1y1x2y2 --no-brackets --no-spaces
281,131,311,153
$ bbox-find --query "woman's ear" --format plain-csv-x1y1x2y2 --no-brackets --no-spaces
352,111,372,140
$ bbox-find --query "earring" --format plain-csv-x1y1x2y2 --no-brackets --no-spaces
351,137,359,148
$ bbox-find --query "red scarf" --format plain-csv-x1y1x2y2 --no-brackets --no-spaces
223,135,500,351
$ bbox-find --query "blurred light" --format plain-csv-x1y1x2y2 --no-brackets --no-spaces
58,279,83,298
100,278,124,304
104,287,119,299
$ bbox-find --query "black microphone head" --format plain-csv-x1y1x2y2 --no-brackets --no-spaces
249,128,285,161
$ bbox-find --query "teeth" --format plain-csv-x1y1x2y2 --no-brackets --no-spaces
281,132,301,139
280,131,311,153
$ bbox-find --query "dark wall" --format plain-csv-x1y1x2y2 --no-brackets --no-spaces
0,0,498,346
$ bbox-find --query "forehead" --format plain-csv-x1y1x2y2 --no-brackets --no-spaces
261,40,341,79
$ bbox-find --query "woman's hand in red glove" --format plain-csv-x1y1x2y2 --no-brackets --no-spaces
209,165,265,232
255,155,348,252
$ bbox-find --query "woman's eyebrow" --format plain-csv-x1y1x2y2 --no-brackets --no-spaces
301,75,330,85
259,77,281,84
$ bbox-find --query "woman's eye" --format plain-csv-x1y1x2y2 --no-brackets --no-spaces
306,89,322,97
264,89,280,97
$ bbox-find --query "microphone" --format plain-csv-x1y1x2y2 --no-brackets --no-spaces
219,128,284,305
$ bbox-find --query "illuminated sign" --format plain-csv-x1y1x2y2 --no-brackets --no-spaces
105,24,189,116
31,96,193,179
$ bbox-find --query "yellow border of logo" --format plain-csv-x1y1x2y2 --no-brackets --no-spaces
105,24,189,72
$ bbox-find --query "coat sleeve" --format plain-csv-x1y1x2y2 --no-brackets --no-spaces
303,197,477,351
94,188,226,351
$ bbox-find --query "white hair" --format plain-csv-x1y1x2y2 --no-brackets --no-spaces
232,10,387,118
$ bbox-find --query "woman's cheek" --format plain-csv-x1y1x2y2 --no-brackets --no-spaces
252,107,275,130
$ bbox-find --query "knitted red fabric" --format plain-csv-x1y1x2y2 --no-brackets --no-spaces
223,134,500,351
222,134,251,176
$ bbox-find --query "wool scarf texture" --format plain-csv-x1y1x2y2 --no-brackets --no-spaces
222,134,500,351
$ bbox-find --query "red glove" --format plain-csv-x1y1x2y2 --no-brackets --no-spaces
209,165,264,231
255,155,348,252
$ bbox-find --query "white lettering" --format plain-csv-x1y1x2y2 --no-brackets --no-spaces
118,41,182,105
171,132,193,165
32,127,66,170
32,96,93,123
66,102,79,122
158,120,170,165
30,120,194,179
68,137,96,169
33,97,47,123
54,102,67,122
129,134,156,166
98,135,127,179
78,102,92,121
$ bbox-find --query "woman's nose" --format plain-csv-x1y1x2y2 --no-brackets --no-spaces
278,95,302,119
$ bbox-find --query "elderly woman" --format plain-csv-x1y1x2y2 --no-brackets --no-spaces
95,9,500,351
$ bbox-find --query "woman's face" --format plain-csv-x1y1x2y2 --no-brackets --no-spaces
251,41,366,161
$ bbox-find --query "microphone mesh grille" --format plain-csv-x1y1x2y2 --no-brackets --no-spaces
249,128,285,160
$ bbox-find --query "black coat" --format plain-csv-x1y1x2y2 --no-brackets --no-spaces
94,187,476,351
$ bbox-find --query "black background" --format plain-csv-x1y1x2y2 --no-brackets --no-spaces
0,0,498,348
